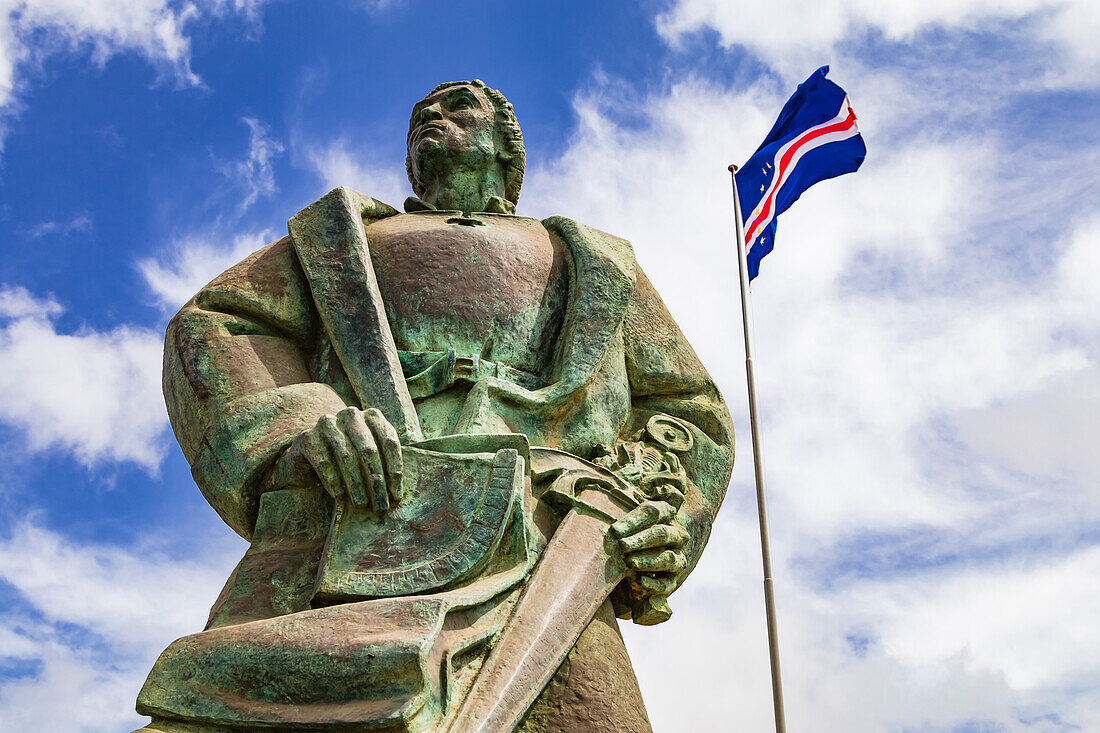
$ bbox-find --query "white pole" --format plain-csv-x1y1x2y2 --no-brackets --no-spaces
728,164,787,733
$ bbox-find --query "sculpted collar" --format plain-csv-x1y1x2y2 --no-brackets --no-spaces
290,187,636,424
403,195,516,216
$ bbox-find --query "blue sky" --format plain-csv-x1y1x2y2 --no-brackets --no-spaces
0,1,1097,730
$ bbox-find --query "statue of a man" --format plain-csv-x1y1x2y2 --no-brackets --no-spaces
137,80,733,733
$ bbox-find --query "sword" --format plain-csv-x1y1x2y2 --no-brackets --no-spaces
444,451,664,733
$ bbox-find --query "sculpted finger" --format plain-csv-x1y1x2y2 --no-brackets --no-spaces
276,434,312,488
637,574,677,595
365,408,403,503
342,410,387,513
627,548,687,574
641,471,685,493
322,413,368,509
619,523,690,553
305,425,343,501
611,501,676,538
651,483,686,509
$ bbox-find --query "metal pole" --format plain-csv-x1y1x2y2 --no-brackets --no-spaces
728,164,787,733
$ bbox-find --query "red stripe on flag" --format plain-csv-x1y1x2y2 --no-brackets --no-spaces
745,106,858,245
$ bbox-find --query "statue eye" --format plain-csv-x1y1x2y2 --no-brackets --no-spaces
449,94,477,111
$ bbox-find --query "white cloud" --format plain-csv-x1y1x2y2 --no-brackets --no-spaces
1056,212,1100,333
301,136,409,207
0,284,60,318
658,0,1100,88
954,367,1100,494
0,635,149,732
0,285,166,469
948,214,1100,496
0,523,229,649
222,116,284,212
523,65,1100,729
138,228,274,310
854,547,1100,695
0,0,269,144
0,522,241,731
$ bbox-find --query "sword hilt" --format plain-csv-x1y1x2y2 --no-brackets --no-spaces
629,593,673,626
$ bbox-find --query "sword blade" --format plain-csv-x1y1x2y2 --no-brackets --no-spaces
445,509,627,733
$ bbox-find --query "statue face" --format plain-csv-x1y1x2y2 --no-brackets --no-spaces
408,84,498,187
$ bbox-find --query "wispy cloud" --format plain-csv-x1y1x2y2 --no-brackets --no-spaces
300,136,408,206
222,116,284,212
354,0,407,12
138,228,275,311
22,213,92,238
0,285,166,469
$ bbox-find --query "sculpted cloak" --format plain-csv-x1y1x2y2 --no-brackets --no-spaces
138,188,733,732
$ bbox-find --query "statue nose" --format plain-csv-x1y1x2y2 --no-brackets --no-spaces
418,104,444,124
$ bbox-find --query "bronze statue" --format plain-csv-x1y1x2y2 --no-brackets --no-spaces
136,80,734,733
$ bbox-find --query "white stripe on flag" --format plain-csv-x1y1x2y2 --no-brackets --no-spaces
745,97,860,251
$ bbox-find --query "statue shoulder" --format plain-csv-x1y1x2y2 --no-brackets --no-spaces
178,186,401,335
196,234,299,302
182,234,316,343
292,186,400,230
349,189,401,224
540,215,636,283
540,215,631,248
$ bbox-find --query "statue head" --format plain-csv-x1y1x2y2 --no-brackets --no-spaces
406,80,525,208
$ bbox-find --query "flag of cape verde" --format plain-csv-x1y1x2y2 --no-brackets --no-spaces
735,66,866,279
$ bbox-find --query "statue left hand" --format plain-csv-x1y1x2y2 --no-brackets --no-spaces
610,500,689,597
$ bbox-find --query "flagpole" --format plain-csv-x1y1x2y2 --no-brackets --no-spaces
728,164,787,733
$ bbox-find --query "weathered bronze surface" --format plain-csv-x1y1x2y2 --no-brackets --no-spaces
137,79,734,732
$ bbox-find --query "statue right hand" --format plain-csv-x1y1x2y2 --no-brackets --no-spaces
278,407,404,514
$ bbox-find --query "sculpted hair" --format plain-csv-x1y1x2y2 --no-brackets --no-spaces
406,79,526,206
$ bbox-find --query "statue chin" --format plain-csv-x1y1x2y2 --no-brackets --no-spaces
413,141,500,203
411,138,446,182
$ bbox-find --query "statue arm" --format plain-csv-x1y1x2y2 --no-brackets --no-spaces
163,236,348,540
621,267,735,589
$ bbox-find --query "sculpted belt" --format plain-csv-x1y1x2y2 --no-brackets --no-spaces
399,349,546,399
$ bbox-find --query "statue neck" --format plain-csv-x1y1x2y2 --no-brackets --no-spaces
421,164,506,214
